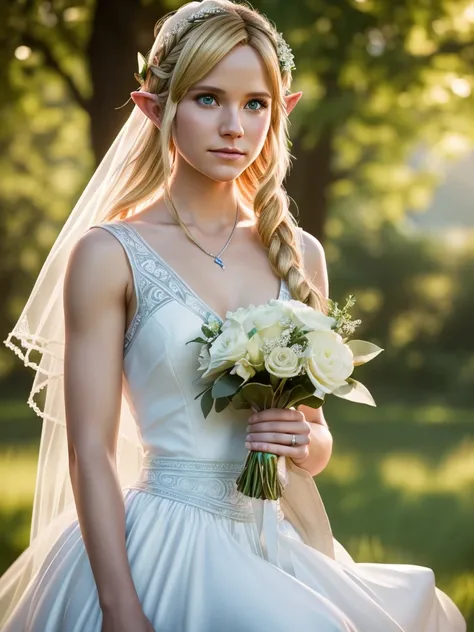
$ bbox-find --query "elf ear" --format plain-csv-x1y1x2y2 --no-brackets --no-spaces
130,90,162,129
284,91,303,116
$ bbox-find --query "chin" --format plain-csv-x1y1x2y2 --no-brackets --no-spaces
196,164,249,183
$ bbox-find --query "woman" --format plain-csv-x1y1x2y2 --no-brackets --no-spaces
0,1,466,630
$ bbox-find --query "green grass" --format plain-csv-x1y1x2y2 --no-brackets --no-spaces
0,396,473,626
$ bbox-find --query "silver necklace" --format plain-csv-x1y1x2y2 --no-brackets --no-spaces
164,196,239,271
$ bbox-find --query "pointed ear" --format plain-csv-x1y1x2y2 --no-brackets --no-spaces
130,90,162,129
284,91,303,116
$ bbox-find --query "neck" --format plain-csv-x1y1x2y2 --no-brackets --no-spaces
167,159,247,227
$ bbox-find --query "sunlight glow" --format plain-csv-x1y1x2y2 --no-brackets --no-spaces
463,3,474,23
380,441,474,498
14,46,31,61
450,77,472,98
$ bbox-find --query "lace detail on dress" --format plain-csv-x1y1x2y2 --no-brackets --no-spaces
95,221,291,355
96,222,215,356
131,456,285,523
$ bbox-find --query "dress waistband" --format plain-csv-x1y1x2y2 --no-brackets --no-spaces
131,455,284,523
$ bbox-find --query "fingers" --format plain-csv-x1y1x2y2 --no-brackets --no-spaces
248,409,305,424
244,441,309,461
246,432,310,446
246,421,309,435
245,409,311,461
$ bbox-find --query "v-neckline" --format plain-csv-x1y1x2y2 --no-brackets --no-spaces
123,221,284,324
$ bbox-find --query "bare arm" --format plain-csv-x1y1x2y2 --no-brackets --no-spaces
63,228,141,614
295,230,333,477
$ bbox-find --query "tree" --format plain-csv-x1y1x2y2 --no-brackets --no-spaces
4,0,473,238
279,0,474,239
1,0,473,372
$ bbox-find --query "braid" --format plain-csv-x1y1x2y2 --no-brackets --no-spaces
255,174,326,312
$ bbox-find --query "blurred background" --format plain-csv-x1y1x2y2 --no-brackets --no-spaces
1,0,473,625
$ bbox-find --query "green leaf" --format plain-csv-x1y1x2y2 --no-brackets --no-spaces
202,325,215,338
215,396,231,413
200,388,215,418
231,389,252,410
280,384,311,409
332,378,376,407
346,340,384,366
291,394,325,409
194,384,213,400
185,337,208,346
211,373,243,399
239,382,275,411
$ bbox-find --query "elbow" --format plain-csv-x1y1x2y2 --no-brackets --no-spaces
303,425,334,477
67,440,114,469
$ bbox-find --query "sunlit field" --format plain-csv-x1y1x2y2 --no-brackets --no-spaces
1,397,473,626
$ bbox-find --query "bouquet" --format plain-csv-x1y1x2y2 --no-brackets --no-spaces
186,296,382,501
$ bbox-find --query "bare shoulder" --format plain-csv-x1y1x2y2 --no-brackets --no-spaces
64,226,130,317
298,228,329,297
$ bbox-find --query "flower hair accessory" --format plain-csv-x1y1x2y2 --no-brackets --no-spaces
134,5,295,87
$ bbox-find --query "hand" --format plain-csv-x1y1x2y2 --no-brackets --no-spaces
245,408,311,465
101,605,155,632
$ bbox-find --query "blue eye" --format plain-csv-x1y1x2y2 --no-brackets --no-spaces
246,99,267,110
195,94,269,111
198,95,216,106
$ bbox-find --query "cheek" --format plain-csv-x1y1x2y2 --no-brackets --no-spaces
248,113,272,149
173,105,208,152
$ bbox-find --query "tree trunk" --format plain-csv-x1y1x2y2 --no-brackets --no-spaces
286,126,335,243
86,0,167,164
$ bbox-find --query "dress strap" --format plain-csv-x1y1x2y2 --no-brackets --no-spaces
90,221,213,355
91,222,143,355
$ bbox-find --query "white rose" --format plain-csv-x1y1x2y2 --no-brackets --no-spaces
223,301,289,369
222,305,255,331
197,345,211,372
304,330,354,393
230,357,257,384
246,333,265,368
287,300,335,332
247,302,288,342
201,324,248,380
265,346,301,379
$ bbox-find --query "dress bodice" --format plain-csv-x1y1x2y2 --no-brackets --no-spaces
96,221,292,462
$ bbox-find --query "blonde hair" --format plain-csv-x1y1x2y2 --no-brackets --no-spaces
106,0,325,310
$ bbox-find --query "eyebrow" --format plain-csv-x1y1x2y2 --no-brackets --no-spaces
189,85,272,99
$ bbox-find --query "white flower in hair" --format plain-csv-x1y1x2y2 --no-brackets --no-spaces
157,3,296,73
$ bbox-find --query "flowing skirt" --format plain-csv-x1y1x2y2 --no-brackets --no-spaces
0,482,466,632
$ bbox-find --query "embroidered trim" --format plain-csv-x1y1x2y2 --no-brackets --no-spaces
131,456,284,523
96,222,290,356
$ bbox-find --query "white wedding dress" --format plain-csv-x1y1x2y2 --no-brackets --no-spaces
1,221,466,631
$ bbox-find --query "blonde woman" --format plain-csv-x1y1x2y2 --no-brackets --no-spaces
0,1,466,631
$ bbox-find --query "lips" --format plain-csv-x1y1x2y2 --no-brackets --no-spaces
210,149,245,155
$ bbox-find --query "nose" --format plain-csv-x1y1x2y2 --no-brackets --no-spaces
219,106,244,138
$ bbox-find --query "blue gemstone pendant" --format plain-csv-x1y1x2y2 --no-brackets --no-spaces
214,256,225,270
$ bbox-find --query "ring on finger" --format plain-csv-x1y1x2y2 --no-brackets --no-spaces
290,434,297,447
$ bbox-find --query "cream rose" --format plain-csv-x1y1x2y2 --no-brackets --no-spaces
200,324,248,380
246,333,265,368
304,330,354,393
222,305,255,331
230,357,257,384
265,346,301,378
287,300,335,332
